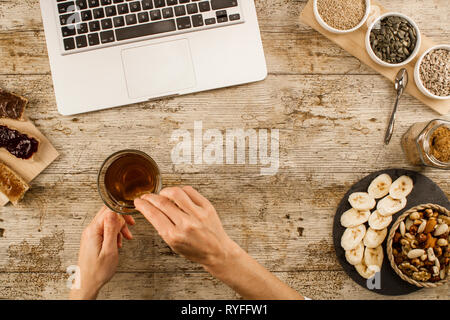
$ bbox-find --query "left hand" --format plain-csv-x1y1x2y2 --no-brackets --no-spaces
69,206,135,300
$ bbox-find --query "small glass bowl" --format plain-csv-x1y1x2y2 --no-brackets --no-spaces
97,149,162,214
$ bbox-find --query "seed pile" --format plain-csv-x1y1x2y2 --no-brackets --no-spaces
317,0,366,30
429,125,450,163
419,49,450,97
370,16,417,64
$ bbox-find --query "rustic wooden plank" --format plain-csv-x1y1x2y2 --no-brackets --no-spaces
0,7,449,76
0,270,448,300
0,74,447,175
1,0,449,33
0,170,447,273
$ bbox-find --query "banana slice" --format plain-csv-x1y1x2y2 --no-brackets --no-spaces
368,210,392,230
340,208,370,227
377,196,407,216
355,262,380,279
348,192,376,211
363,227,387,248
368,174,392,199
341,224,366,251
345,241,364,265
389,175,413,199
364,246,384,269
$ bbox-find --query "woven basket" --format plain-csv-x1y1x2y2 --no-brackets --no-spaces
387,203,449,288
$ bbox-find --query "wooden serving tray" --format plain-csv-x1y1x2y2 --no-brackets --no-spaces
300,0,450,115
0,118,59,206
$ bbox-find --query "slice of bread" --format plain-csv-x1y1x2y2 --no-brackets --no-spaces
0,161,29,205
0,89,28,120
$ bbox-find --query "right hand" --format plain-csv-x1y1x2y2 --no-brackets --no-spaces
134,186,238,270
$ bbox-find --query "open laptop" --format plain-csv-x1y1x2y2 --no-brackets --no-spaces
40,0,267,115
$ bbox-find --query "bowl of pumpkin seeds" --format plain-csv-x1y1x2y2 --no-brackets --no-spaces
366,13,421,67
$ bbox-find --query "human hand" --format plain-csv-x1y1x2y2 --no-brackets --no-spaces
134,186,238,272
69,206,135,300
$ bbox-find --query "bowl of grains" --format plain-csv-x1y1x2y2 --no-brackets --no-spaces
313,0,370,34
414,45,450,100
366,13,421,67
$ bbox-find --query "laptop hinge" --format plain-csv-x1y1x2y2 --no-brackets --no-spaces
147,94,180,102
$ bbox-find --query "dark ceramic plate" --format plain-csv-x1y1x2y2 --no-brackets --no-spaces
333,169,449,296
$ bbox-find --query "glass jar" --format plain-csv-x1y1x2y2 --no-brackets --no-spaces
401,119,450,170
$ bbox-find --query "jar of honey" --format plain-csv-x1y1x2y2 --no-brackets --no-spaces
401,119,450,170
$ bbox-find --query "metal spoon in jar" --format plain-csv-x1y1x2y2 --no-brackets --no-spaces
384,68,408,145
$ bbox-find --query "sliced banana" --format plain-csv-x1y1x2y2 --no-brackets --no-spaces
340,208,370,227
367,174,392,199
355,263,380,279
364,246,384,268
368,210,392,230
341,224,366,251
348,192,376,211
389,175,413,199
363,227,387,248
345,241,364,265
377,196,406,216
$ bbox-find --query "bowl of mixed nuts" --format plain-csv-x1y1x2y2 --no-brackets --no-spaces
366,13,421,67
387,204,449,287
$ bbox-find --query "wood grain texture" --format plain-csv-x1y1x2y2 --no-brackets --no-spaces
0,0,449,300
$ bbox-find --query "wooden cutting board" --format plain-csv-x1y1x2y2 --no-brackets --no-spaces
0,118,59,206
300,0,450,115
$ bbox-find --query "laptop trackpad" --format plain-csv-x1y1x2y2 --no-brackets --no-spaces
121,39,196,99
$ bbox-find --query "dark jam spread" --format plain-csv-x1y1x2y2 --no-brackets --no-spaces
0,125,38,159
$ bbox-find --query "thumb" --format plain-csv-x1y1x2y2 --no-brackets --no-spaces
101,211,123,256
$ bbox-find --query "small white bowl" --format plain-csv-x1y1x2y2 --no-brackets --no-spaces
414,44,450,100
313,0,371,34
365,12,421,67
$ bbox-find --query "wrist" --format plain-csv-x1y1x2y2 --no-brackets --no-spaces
203,239,246,280
69,280,102,300
69,287,99,300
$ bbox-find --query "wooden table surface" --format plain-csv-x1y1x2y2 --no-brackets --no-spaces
0,0,448,300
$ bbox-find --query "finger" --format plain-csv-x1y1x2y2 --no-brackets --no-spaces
134,198,175,235
123,215,136,226
140,194,185,226
117,233,123,249
121,224,133,240
90,206,109,229
101,211,124,255
182,186,213,209
160,187,199,215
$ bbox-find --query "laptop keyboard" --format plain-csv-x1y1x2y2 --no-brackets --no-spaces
55,0,243,54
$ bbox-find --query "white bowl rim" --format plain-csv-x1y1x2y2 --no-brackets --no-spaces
414,44,450,100
313,0,371,34
365,12,422,67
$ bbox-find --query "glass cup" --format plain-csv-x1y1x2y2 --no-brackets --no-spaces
97,149,162,214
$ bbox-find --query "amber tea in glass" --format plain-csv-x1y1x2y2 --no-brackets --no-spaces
98,150,162,214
